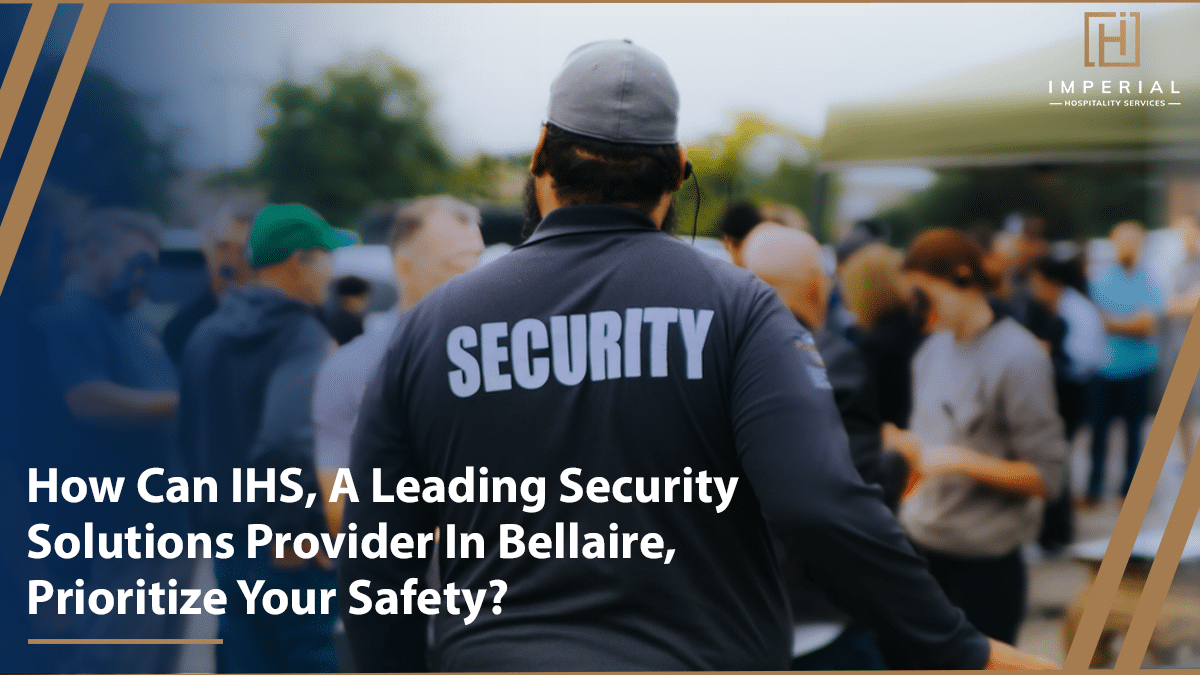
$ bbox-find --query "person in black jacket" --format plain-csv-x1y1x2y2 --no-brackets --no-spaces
319,274,372,346
745,225,914,670
178,203,353,673
745,228,912,510
838,242,927,430
340,39,1051,672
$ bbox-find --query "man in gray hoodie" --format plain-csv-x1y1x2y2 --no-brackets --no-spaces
178,203,353,673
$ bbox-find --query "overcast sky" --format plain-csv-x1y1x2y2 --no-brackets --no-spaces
85,3,1190,171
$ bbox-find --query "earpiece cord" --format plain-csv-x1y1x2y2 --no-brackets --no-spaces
690,171,702,245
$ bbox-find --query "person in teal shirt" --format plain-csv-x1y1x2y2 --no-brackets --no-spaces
1085,220,1165,505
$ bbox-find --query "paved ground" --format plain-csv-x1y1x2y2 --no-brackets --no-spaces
1018,420,1199,669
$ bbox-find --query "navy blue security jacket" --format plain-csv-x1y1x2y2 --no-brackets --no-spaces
340,205,990,671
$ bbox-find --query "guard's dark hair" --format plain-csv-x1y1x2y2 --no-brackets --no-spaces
532,123,682,212
715,201,763,245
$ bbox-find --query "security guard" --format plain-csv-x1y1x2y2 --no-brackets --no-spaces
340,40,1048,671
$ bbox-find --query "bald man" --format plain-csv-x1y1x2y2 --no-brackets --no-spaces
743,228,829,327
744,228,912,669
744,228,910,504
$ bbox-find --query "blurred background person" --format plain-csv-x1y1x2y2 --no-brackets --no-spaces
32,207,189,673
830,218,888,336
716,200,779,267
1027,252,1107,552
899,227,1067,645
990,217,1084,551
163,199,258,365
1026,251,1106,417
985,230,1018,302
177,203,351,673
716,200,809,267
745,227,911,669
758,201,809,232
839,242,926,431
35,208,179,464
1161,212,1200,467
312,195,483,531
319,274,372,346
746,229,913,510
986,214,1052,326
1085,220,1164,508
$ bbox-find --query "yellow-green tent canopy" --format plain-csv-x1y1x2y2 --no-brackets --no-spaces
820,7,1200,169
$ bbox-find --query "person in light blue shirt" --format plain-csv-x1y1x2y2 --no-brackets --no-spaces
1085,220,1165,505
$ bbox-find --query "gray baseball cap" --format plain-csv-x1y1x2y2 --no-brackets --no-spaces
547,39,679,145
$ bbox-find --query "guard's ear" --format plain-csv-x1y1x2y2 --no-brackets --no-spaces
676,145,690,190
530,126,549,177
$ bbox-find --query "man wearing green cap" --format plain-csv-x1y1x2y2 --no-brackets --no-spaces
178,203,353,673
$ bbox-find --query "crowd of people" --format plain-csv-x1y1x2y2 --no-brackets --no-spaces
14,38,1200,673
718,204,1200,666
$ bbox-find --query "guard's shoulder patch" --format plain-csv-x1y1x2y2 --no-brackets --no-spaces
794,333,825,368
806,365,832,390
793,334,831,389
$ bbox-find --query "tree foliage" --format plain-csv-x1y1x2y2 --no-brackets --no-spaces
874,165,1162,245
236,58,838,236
42,68,177,214
248,53,454,228
676,113,835,240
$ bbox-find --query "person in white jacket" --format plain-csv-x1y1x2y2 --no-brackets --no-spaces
1029,254,1108,388
311,196,483,530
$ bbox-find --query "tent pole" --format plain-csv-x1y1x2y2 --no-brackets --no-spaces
811,171,830,244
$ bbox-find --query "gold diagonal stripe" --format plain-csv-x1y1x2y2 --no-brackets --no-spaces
0,3,57,159
0,1,108,296
1114,432,1200,669
1064,297,1200,670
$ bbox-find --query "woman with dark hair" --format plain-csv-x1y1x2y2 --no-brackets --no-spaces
1026,252,1106,551
897,227,1068,644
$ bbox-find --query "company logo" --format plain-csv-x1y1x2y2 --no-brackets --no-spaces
1047,11,1181,107
1085,11,1140,67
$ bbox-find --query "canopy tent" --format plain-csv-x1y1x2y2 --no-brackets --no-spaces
819,7,1200,170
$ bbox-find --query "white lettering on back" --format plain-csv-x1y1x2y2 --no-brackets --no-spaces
445,307,714,395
